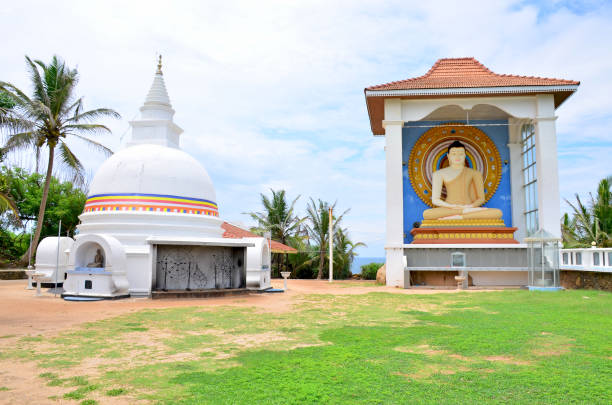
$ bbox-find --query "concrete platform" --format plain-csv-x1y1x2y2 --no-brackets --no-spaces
151,288,254,299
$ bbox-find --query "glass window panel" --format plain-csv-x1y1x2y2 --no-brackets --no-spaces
526,187,531,210
608,252,612,266
527,186,532,211
524,169,529,184
528,214,534,234
562,253,568,264
593,252,600,266
576,252,582,265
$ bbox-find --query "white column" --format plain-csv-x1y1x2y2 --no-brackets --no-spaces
534,95,561,238
383,99,404,287
507,143,525,241
507,118,526,241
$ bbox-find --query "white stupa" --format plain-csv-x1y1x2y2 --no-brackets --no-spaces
61,58,265,299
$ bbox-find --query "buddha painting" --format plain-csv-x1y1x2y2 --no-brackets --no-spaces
423,141,502,221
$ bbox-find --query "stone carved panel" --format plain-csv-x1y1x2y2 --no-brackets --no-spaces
155,245,245,290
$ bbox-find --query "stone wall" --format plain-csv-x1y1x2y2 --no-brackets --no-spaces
560,270,612,291
0,269,27,280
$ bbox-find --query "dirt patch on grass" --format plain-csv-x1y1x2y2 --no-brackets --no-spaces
395,344,472,362
530,334,575,356
229,331,288,348
484,356,531,365
0,360,65,405
397,344,532,367
393,363,471,380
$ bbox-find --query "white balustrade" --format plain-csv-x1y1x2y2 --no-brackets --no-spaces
560,248,612,273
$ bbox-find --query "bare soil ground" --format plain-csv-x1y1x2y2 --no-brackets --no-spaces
0,279,482,337
0,279,493,404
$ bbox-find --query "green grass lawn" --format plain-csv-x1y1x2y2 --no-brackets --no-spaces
2,290,611,404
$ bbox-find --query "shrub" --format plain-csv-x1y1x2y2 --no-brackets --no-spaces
361,262,383,280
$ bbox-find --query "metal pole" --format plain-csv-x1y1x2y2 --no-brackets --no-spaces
54,220,61,297
540,241,544,283
329,206,333,283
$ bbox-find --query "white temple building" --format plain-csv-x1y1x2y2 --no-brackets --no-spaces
364,58,579,288
51,58,273,299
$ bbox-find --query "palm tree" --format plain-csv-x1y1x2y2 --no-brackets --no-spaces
0,148,19,219
333,228,366,279
245,189,304,275
304,198,349,279
0,55,119,262
563,176,612,247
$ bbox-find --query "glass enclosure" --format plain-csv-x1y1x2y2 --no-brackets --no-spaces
526,229,560,288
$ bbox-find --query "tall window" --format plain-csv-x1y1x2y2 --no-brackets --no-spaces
522,124,538,235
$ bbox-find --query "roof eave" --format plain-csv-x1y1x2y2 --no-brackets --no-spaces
364,84,579,136
364,84,579,98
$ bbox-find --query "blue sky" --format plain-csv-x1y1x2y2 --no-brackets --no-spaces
1,0,611,257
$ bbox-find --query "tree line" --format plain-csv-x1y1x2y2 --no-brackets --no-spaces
246,190,365,279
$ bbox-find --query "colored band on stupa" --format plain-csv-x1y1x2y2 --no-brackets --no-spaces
84,193,219,216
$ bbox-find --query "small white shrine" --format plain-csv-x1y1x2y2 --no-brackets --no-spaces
58,58,269,299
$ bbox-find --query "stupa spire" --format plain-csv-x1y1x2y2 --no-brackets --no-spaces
143,54,172,108
129,55,183,149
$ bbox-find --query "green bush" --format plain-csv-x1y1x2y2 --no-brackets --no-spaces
360,262,383,280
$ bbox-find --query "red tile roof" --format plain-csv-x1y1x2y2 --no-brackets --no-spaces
367,57,579,91
222,222,297,254
365,57,579,135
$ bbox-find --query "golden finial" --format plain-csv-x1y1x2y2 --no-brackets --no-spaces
156,55,163,75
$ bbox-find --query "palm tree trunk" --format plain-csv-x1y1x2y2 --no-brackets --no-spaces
21,146,54,264
317,248,324,279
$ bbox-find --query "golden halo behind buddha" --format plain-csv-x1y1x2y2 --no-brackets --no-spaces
407,123,502,207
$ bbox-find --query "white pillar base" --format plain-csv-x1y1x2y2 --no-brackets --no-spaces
385,247,404,287
26,266,34,290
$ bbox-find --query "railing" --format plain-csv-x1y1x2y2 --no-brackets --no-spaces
560,248,612,273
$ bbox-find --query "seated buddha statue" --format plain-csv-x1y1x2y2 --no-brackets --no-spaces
86,249,105,268
423,140,503,221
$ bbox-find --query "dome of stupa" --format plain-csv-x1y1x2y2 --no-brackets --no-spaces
86,144,218,216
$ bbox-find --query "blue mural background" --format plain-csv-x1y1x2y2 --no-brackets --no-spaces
402,120,512,244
